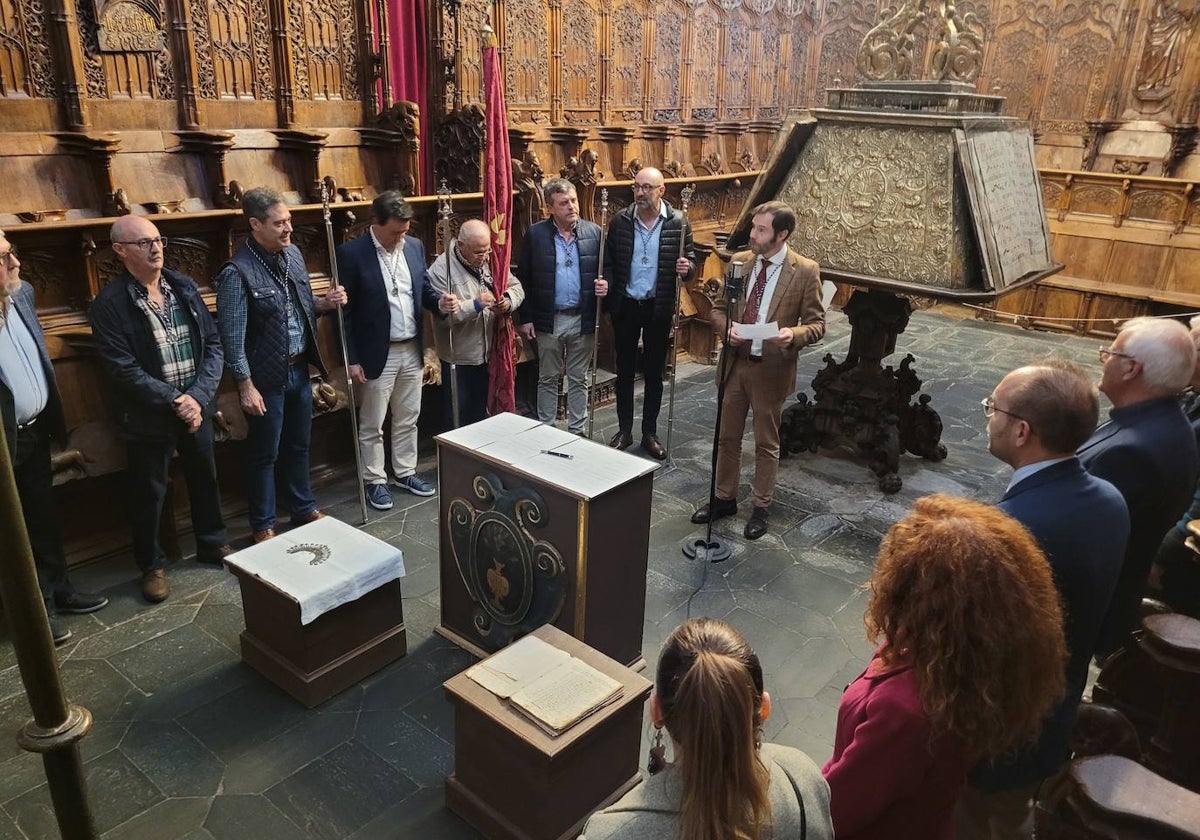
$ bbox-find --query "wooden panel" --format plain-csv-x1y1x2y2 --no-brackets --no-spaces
561,0,599,121
1055,233,1114,278
650,0,683,122
607,0,643,120
1161,247,1200,296
1105,240,1168,287
689,3,719,121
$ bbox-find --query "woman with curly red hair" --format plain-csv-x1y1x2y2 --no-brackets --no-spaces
822,494,1066,840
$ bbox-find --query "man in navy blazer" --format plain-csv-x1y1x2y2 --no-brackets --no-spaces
1078,316,1198,657
337,191,445,511
0,230,108,644
957,361,1129,840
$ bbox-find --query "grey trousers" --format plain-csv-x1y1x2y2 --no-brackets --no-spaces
535,311,594,433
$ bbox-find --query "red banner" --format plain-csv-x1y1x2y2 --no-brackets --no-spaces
483,31,515,414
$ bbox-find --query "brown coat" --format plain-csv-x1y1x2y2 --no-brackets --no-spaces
711,246,825,388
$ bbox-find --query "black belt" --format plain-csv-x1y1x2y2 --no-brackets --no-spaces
16,415,38,431
391,337,414,344
627,296,654,306
287,353,305,365
556,307,579,316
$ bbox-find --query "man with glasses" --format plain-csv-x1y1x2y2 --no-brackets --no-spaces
1079,316,1198,657
957,361,1128,840
90,217,232,603
215,187,347,542
516,178,606,435
0,231,108,642
603,167,695,459
428,218,524,428
337,191,440,512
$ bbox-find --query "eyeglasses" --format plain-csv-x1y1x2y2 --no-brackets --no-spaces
114,237,168,250
0,246,15,265
981,396,1026,422
632,183,660,193
1098,346,1135,363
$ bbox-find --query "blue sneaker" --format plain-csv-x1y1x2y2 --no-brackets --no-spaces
394,473,436,497
366,483,393,510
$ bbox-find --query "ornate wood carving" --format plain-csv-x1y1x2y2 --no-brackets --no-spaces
724,11,752,118
562,0,599,114
204,0,274,100
1,0,56,98
814,0,874,105
55,130,128,215
433,104,484,193
285,0,360,101
1132,0,1196,111
651,0,683,122
273,128,328,200
608,0,644,121
505,0,550,122
1039,3,1121,134
690,3,719,120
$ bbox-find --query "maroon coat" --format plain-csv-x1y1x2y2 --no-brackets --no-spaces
822,655,970,840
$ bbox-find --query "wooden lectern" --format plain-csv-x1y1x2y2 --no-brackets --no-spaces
443,624,653,840
435,414,656,667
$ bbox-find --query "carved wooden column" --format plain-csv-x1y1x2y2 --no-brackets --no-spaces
642,13,656,121
175,131,238,208
716,120,747,169
268,0,298,128
598,126,636,180
273,129,330,201
549,0,564,124
598,0,612,123
164,0,203,129
1164,124,1199,178
376,0,394,109
43,0,90,129
1082,120,1120,172
55,132,127,216
360,0,383,118
641,124,677,169
678,122,714,171
679,4,695,122
747,119,781,169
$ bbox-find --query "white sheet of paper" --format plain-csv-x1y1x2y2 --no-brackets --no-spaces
735,321,780,340
435,412,541,449
515,436,656,499
476,424,579,463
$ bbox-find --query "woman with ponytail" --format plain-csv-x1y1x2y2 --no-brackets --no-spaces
581,617,833,840
822,494,1067,840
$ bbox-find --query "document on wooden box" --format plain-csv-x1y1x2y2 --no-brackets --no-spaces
508,657,624,737
466,634,571,698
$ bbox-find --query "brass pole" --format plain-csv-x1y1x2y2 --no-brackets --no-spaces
0,422,97,838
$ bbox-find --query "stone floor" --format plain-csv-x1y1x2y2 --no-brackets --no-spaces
0,306,1106,839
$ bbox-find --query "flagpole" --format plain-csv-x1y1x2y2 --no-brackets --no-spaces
320,182,369,525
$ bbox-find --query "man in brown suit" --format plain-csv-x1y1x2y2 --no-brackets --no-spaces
691,201,825,540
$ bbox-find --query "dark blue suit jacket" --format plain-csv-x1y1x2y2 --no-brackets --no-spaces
971,458,1128,790
337,232,430,381
1,282,66,455
1078,397,1199,654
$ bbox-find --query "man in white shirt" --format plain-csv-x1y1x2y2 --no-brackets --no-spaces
337,191,443,511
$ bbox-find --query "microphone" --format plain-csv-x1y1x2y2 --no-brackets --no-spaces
726,260,745,304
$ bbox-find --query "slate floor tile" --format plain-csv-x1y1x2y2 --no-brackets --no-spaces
109,625,231,695
264,742,418,838
119,721,223,796
356,709,454,787
179,679,308,762
204,794,314,840
102,796,210,840
221,712,356,795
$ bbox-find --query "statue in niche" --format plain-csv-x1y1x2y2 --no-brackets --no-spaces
1135,0,1196,102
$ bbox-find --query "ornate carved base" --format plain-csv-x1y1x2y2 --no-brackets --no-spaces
780,290,946,493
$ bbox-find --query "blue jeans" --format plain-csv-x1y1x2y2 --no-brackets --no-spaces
244,361,316,531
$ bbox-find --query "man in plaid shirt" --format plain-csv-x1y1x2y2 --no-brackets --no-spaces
90,216,231,604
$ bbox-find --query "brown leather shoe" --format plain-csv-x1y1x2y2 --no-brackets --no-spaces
196,544,234,565
289,510,326,527
609,430,633,450
141,570,169,603
641,434,667,460
252,528,276,544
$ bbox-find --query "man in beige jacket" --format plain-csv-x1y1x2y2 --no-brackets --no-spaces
427,219,525,426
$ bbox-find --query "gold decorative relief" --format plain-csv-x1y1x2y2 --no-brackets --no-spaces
780,123,960,286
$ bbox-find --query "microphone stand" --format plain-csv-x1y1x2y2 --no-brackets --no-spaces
682,260,743,564
320,182,369,525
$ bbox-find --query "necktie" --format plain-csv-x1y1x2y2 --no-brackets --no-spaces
742,259,770,325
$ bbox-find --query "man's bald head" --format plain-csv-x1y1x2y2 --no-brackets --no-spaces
636,167,664,186
110,216,165,282
457,219,492,269
1003,360,1100,454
